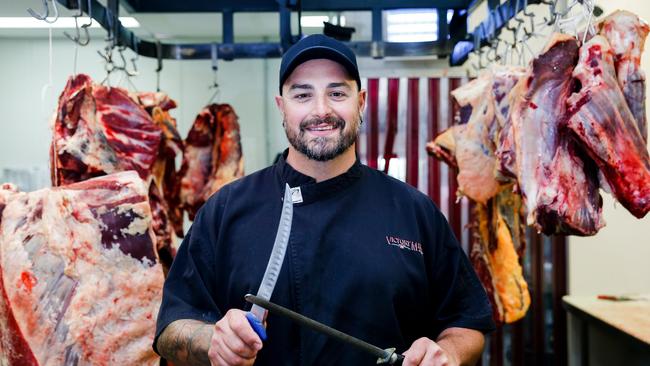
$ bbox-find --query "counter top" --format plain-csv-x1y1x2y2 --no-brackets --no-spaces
563,294,650,347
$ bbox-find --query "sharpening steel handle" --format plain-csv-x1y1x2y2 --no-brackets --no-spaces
245,312,267,341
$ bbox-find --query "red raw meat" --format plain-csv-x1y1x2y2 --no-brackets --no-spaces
493,66,526,181
137,92,185,261
509,34,604,235
179,104,243,220
598,10,650,142
0,171,162,365
566,35,650,218
51,74,161,186
51,75,186,266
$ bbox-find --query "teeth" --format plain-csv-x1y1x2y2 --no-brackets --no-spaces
310,125,335,131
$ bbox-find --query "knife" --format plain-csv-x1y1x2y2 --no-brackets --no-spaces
245,183,294,341
245,294,405,365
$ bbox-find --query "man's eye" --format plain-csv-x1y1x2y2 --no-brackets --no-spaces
330,91,347,98
295,93,310,100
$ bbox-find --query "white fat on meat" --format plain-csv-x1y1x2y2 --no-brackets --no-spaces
0,171,162,365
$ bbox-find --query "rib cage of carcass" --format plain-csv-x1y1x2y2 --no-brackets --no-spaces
427,10,650,324
0,172,163,365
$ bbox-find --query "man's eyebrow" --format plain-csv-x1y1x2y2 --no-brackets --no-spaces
328,82,351,89
289,83,313,91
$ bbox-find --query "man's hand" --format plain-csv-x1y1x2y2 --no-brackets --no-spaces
402,327,485,366
207,309,263,366
402,337,458,366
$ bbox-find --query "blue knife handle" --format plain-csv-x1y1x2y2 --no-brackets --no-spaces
245,312,267,341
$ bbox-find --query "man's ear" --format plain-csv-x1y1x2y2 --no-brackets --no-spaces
275,95,285,119
357,89,367,115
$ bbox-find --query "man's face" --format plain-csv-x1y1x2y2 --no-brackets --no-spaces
276,59,366,162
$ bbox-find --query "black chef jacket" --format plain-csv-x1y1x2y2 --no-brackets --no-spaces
154,152,495,365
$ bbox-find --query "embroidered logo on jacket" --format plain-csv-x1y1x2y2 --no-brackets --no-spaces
385,236,423,255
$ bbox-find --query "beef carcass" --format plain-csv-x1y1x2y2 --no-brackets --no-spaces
0,171,162,365
51,74,161,186
566,36,650,218
509,34,604,235
427,67,524,203
51,75,185,266
598,10,650,142
137,92,185,261
426,72,499,203
471,186,529,324
179,104,243,220
202,105,244,196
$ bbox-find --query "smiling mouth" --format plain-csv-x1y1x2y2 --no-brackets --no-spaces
306,123,338,132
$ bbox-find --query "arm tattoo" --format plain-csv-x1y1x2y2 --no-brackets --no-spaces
157,319,213,365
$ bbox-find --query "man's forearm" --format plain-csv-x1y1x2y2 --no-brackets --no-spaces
156,319,214,365
436,327,485,366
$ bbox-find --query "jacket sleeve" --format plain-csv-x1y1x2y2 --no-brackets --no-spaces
152,196,223,355
427,207,496,337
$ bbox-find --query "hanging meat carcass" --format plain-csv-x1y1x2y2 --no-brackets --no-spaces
471,187,529,324
50,74,183,267
0,171,162,365
427,67,530,324
50,74,161,185
565,35,650,218
427,72,499,204
427,66,525,202
137,92,185,261
598,10,650,142
508,33,604,235
179,103,244,220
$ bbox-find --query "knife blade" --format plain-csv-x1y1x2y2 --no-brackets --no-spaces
245,294,405,365
245,183,294,341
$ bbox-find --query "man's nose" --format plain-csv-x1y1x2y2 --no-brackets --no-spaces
312,94,333,117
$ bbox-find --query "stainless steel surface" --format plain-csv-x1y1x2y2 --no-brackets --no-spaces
249,183,294,322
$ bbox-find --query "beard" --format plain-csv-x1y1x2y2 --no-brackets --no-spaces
284,114,360,162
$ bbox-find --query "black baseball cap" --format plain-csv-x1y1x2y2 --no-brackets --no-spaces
278,34,361,95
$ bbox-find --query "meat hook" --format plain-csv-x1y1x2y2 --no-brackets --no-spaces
64,0,91,46
207,43,220,104
27,0,59,24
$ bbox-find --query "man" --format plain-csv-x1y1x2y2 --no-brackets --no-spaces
154,34,495,366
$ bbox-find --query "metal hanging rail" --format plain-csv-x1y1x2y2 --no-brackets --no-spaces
55,0,473,61
450,0,543,66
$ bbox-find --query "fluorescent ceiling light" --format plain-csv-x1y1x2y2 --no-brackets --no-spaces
300,16,329,28
0,17,140,29
300,15,346,28
386,33,437,42
387,12,437,24
387,23,438,34
386,9,442,43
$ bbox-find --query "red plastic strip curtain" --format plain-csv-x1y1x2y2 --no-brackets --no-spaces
427,78,441,206
406,78,420,187
366,78,380,169
383,78,400,174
